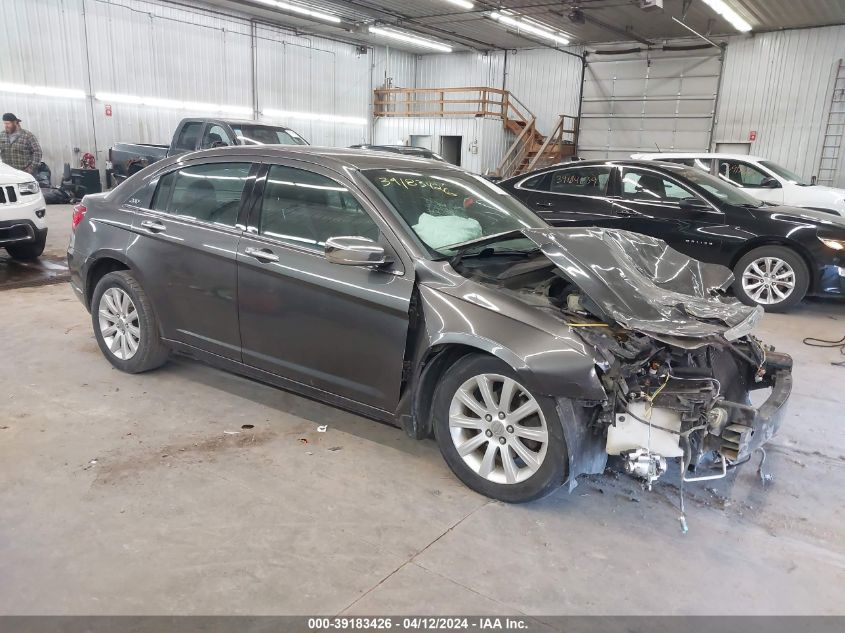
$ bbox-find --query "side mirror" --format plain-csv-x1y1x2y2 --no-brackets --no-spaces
678,197,713,213
760,177,781,189
325,236,388,267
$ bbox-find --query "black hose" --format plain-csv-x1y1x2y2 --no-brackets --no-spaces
803,334,845,366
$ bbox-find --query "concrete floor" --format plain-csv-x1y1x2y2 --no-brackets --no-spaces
1,205,845,616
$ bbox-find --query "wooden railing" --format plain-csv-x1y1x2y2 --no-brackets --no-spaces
373,86,578,179
373,86,535,127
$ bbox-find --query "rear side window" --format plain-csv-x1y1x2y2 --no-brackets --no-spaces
258,165,379,251
719,160,768,187
548,166,611,195
173,122,203,151
151,162,251,227
518,173,550,191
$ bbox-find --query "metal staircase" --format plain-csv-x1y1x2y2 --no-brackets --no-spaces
817,59,845,187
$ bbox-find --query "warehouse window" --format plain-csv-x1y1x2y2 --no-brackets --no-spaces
151,162,251,227
548,166,611,196
259,165,379,251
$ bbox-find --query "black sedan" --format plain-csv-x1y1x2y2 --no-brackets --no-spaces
501,160,845,311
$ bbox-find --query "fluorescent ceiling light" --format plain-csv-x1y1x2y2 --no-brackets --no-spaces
263,108,367,126
700,0,752,32
489,11,570,45
95,92,252,115
368,26,453,53
442,0,474,9
0,82,85,99
254,0,341,24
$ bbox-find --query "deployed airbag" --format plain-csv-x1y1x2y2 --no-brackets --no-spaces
413,213,482,250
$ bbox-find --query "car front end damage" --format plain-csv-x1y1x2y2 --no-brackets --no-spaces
451,227,793,488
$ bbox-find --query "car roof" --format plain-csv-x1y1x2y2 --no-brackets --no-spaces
633,152,768,161
175,144,460,172
499,159,704,184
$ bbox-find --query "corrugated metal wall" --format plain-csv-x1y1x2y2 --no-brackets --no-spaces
0,0,375,181
715,25,845,186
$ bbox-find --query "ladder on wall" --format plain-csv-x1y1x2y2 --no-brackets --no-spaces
817,59,845,186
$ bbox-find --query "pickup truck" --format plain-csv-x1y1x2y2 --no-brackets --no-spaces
107,117,308,184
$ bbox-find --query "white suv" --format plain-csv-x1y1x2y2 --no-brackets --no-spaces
632,153,845,216
0,161,47,259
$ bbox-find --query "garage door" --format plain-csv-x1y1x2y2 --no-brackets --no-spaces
578,47,723,160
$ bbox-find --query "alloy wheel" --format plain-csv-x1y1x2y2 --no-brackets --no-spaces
448,373,548,485
98,287,140,360
741,256,796,305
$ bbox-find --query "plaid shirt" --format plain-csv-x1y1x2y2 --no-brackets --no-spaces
0,128,42,172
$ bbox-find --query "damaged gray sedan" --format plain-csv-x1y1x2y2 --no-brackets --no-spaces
67,147,792,502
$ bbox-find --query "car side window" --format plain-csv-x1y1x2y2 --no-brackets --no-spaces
621,169,696,203
519,173,550,191
201,124,231,149
548,166,611,195
173,122,203,151
259,165,380,252
719,160,768,187
151,162,251,227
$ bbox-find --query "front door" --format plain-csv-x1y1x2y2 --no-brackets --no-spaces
236,162,414,412
612,166,728,263
520,165,618,227
130,160,254,360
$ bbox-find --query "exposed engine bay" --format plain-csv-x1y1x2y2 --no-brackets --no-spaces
454,229,792,488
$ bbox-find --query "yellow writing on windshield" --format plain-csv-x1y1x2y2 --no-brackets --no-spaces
378,177,458,197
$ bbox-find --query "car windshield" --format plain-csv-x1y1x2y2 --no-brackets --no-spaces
231,125,308,146
364,168,546,258
664,165,765,207
760,161,811,186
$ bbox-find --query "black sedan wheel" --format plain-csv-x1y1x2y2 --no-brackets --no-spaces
733,246,809,312
432,354,568,503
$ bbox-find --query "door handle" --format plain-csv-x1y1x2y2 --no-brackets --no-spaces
140,220,167,233
534,202,555,208
244,246,280,263
615,208,637,217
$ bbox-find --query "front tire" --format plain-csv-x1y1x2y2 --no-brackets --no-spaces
6,231,46,260
432,354,568,503
91,271,169,373
733,246,809,312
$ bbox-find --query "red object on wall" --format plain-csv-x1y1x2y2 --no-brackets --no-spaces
749,130,757,141
105,104,112,117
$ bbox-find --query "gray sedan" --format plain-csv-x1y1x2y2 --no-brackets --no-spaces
67,146,792,502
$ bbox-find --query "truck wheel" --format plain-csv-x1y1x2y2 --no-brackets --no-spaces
6,231,46,260
733,246,809,312
91,271,169,373
432,354,568,503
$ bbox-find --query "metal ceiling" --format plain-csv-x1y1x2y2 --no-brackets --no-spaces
199,0,845,52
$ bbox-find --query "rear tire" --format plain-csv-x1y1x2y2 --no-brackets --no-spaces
91,271,169,373
6,231,46,260
432,354,568,503
733,246,809,312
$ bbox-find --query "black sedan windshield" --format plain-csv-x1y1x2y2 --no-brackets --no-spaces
365,168,545,257
665,164,764,207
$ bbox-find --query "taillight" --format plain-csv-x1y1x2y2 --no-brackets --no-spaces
71,204,87,231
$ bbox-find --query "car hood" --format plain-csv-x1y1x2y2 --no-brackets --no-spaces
753,203,845,227
0,161,34,184
521,227,763,342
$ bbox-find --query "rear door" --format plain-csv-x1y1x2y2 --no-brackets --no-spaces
130,160,255,360
612,165,728,262
236,161,414,412
518,164,618,226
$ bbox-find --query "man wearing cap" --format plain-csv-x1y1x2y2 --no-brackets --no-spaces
0,113,42,174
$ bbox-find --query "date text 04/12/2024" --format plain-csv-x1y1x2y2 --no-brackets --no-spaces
307,617,530,630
